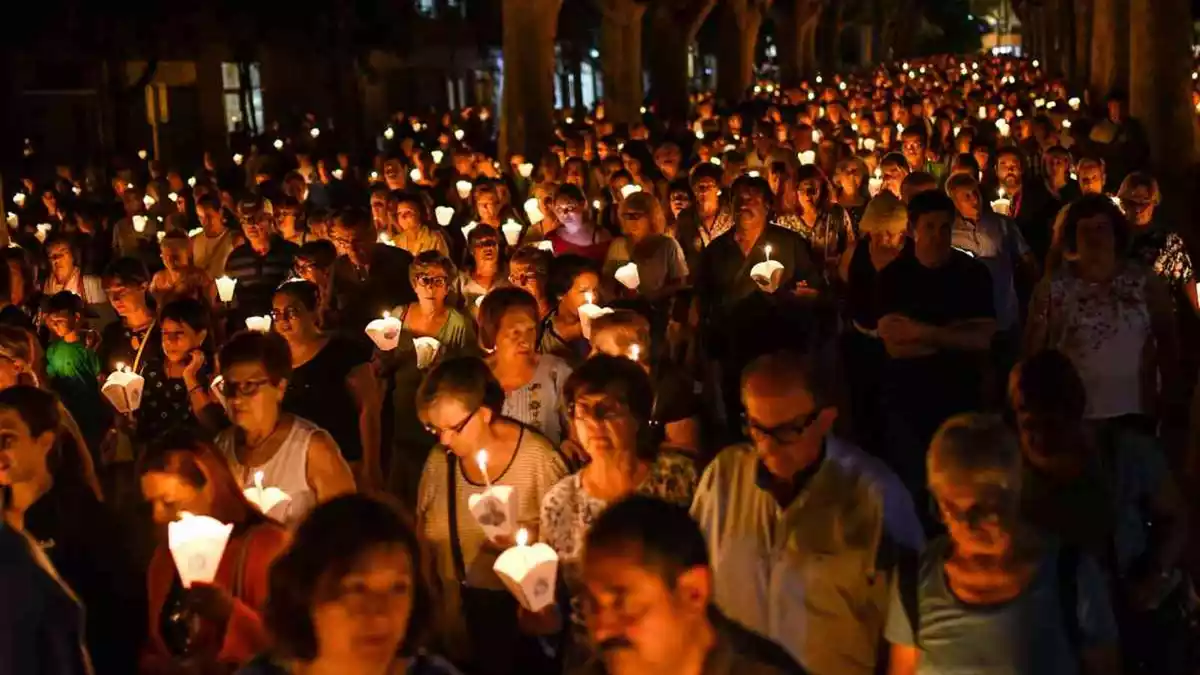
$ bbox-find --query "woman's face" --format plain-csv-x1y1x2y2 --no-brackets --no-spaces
553,197,584,229
621,154,642,178
1075,214,1116,264
564,163,585,188
471,235,500,267
571,390,638,460
508,262,544,300
161,318,206,365
668,190,691,218
47,242,75,279
936,483,1013,558
0,408,52,488
223,361,286,430
495,307,538,359
424,395,488,456
160,242,189,272
620,206,651,241
311,545,414,667
797,178,821,209
394,202,422,233
561,271,600,315
837,166,863,195
476,193,500,223
140,470,212,525
272,293,317,343
413,266,450,306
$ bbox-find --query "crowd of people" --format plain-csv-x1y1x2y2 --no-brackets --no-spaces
1,52,1197,675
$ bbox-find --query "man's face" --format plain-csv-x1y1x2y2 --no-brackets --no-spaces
654,147,681,178
331,223,372,264
692,178,720,214
582,546,708,675
47,243,74,279
1043,153,1069,181
476,193,500,223
913,210,954,267
742,377,830,479
1078,165,1105,195
370,194,390,227
951,186,981,221
732,185,767,228
242,212,273,245
160,243,188,272
383,160,404,188
882,163,907,197
901,134,925,167
996,154,1023,190
752,128,773,155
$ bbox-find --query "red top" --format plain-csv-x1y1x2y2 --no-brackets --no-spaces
546,229,612,264
140,523,289,674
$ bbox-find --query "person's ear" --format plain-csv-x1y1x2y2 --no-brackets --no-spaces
195,329,209,346
674,566,712,615
34,429,56,461
815,405,839,435
275,378,289,395
478,406,494,427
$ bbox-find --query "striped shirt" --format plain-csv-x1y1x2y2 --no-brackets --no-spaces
417,430,568,662
224,237,298,318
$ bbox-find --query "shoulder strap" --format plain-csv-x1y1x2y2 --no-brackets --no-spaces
232,525,257,599
446,456,467,584
898,548,921,649
1057,545,1082,652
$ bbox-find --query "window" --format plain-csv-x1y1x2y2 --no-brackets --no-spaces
221,62,265,134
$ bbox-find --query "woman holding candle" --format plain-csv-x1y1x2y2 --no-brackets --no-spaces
603,191,688,302
537,355,697,667
239,494,462,675
271,282,382,490
138,429,289,675
415,356,568,675
544,184,612,264
778,164,855,273
479,288,573,446
214,331,356,527
537,254,601,364
390,251,478,356
455,224,508,316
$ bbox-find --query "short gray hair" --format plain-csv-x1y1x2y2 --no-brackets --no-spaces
927,413,1021,499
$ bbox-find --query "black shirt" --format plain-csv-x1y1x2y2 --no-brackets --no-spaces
330,244,416,333
282,336,372,461
97,317,162,374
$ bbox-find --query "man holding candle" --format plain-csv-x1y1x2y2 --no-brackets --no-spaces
328,207,416,333
223,195,299,329
994,148,1057,264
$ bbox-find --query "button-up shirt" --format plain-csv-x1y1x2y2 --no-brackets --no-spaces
952,214,1029,332
691,437,923,675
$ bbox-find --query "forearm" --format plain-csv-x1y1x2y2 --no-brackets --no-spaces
927,320,996,352
358,406,382,483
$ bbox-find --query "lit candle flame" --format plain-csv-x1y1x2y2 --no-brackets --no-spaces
764,244,773,262
628,344,641,362
516,528,529,547
584,292,594,306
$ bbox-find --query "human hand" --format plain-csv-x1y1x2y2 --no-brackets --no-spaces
182,350,206,388
518,604,563,636
185,583,235,625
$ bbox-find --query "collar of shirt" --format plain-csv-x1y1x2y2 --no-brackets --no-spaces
754,443,827,508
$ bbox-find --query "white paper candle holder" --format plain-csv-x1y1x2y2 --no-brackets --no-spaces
467,486,518,541
750,260,785,287
614,262,640,290
366,313,403,351
493,530,559,612
168,512,233,588
413,336,442,370
102,364,145,414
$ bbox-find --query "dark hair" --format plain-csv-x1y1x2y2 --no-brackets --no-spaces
194,193,221,213
0,386,98,497
508,246,552,283
138,429,271,528
102,257,150,288
219,330,293,383
1060,194,1130,254
740,350,835,409
416,356,505,417
45,290,84,316
565,355,657,456
296,240,338,269
729,174,774,204
333,207,373,234
477,287,539,351
880,152,910,172
907,189,957,225
274,280,320,313
265,494,437,660
584,494,709,586
546,254,600,305
1010,350,1087,421
553,183,586,205
993,146,1025,169
159,297,210,333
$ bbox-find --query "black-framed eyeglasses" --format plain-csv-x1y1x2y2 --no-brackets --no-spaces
473,239,499,249
936,496,1007,531
425,407,478,438
269,307,302,322
570,398,629,423
742,409,821,445
416,275,448,289
221,378,272,399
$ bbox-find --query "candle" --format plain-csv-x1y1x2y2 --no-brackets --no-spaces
410,120,422,132
377,231,395,247
619,184,642,199
432,150,444,164
216,276,237,303
863,138,877,152
370,171,379,181
188,176,197,187
577,292,612,340
1068,97,1081,110
384,126,395,140
35,223,51,243
977,106,987,120
12,193,25,207
168,512,234,588
1034,98,1046,109
365,311,403,351
535,240,554,252
710,157,722,166
138,149,148,160
413,336,442,369
523,198,544,224
868,168,884,197
102,363,146,414
245,315,272,332
409,168,422,182
614,262,640,290
628,344,641,362
695,130,704,140
273,139,284,150
156,231,166,244
254,470,265,504
990,187,1012,216
434,206,455,227
747,171,760,178
764,244,773,263
502,220,523,247
1063,119,1073,130
492,526,558,612
454,129,465,141
476,450,492,489
310,127,320,138
168,191,178,202
233,153,244,165
455,180,473,200
132,215,148,233
5,212,16,228
518,162,534,178
332,168,344,180
461,221,479,239
798,150,816,165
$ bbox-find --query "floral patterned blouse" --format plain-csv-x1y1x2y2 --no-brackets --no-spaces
539,451,698,665
776,206,856,266
1146,232,1194,292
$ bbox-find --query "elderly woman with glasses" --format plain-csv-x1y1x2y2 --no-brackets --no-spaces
886,413,1121,675
414,356,568,675
271,281,382,489
536,355,697,668
603,191,688,302
214,330,356,527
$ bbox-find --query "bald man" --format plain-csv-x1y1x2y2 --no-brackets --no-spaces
691,352,922,675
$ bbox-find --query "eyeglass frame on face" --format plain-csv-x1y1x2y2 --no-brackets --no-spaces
425,406,478,439
269,306,303,322
936,493,1009,531
570,396,630,424
415,274,448,289
742,409,821,445
221,377,274,400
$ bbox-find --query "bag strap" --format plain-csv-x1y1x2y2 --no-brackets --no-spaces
446,456,468,585
232,525,256,600
1057,545,1082,652
898,549,921,649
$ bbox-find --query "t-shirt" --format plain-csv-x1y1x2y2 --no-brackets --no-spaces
224,237,299,320
876,245,994,422
45,340,105,451
283,336,372,461
885,537,1119,675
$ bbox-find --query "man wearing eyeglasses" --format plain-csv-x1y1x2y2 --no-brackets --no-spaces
328,207,416,332
223,195,299,328
691,351,923,675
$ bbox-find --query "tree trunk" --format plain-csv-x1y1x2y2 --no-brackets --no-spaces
1129,0,1196,224
717,0,770,104
1089,0,1129,103
647,0,715,123
500,0,563,161
1073,0,1092,89
1052,0,1074,81
778,0,822,88
598,0,646,128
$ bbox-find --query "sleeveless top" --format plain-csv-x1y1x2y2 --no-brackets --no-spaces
217,417,321,526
